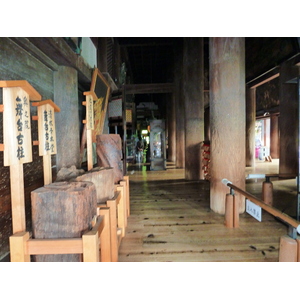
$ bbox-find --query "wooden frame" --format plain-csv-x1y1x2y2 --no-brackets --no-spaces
83,68,111,140
0,80,41,234
9,215,107,262
9,180,130,262
31,99,60,184
81,68,111,169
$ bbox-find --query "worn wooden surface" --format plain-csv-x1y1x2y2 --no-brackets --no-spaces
74,166,115,203
31,181,97,262
118,166,288,262
96,134,123,183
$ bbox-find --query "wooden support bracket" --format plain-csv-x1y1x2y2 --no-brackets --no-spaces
9,231,30,262
0,104,3,112
0,144,4,151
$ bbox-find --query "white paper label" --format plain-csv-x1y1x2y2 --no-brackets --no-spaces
246,199,262,222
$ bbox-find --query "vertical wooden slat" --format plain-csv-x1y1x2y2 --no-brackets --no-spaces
117,185,126,237
9,231,30,262
87,128,93,171
10,163,26,233
43,155,52,185
105,195,119,262
82,231,99,262
119,181,128,227
99,208,111,262
123,175,130,217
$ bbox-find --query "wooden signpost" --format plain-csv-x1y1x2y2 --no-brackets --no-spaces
32,100,60,185
81,68,111,170
0,80,41,234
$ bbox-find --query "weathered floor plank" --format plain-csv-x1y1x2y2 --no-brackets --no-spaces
118,163,290,262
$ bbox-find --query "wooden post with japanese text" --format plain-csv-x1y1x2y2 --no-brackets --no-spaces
32,100,60,184
0,80,41,233
81,68,111,170
82,94,94,171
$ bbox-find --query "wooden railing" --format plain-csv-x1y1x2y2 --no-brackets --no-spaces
222,178,300,262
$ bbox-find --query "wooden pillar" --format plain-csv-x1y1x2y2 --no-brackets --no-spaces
174,39,185,168
279,59,299,175
209,37,246,214
183,37,204,180
98,37,108,72
270,114,279,159
54,66,81,171
246,87,256,167
167,92,176,163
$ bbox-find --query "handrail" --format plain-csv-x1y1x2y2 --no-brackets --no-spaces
246,173,297,180
222,178,300,234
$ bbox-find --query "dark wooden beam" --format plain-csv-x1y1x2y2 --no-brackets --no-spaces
247,67,280,89
9,38,59,71
124,83,174,95
27,37,92,86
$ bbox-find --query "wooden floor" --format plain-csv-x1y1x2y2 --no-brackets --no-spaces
118,160,293,262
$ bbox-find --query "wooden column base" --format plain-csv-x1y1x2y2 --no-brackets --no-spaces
279,235,298,262
262,181,273,206
225,194,234,228
224,193,239,228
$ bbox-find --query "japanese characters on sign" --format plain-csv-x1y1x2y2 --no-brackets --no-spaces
38,104,57,155
3,87,33,166
86,94,94,130
246,199,262,222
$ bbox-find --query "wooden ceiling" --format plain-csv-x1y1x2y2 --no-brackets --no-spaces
116,37,300,86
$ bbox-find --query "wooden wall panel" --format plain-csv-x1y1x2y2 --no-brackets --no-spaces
0,38,54,260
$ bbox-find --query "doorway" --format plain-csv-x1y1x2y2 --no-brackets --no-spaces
255,117,270,160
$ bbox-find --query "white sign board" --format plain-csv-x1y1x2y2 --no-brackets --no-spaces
38,104,57,155
246,199,262,222
3,87,32,165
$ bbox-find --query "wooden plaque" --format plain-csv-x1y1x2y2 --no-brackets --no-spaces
86,94,94,130
3,87,33,166
84,68,110,142
37,104,57,155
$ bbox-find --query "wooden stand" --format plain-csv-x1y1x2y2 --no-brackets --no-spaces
9,215,107,262
81,68,111,170
32,99,60,185
31,181,97,262
0,80,41,234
